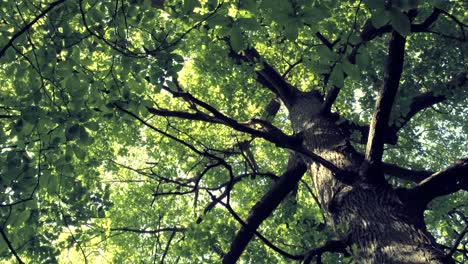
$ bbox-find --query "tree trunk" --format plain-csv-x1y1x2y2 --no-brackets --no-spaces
288,93,451,264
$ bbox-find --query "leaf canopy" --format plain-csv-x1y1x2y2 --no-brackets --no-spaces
0,0,467,263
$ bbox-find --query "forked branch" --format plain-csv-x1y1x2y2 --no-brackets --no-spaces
362,31,406,183
228,47,298,106
222,156,307,263
408,158,468,206
303,235,351,264
390,73,467,133
447,223,468,258
382,162,433,183
151,84,347,179
339,74,467,146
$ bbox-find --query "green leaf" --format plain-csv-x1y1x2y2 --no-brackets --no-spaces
207,14,231,27
329,65,344,88
65,145,74,162
342,60,360,80
39,170,51,189
356,47,370,68
72,145,86,159
66,124,81,141
78,126,93,146
183,0,199,14
239,0,256,11
317,46,338,62
284,21,299,41
302,7,326,25
47,174,59,194
430,0,449,10
16,209,31,223
395,0,419,11
230,26,244,52
85,121,100,131
371,9,391,28
363,0,385,9
390,8,411,36
22,106,41,123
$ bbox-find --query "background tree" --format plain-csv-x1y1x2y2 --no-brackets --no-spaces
0,0,467,263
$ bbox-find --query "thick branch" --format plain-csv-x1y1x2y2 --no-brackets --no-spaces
382,162,433,183
230,47,298,106
408,158,468,206
341,73,467,145
320,86,341,115
352,150,433,183
352,8,441,65
359,8,441,43
143,89,345,181
411,8,442,31
222,157,307,264
162,84,348,178
339,120,398,145
362,31,406,182
262,98,281,121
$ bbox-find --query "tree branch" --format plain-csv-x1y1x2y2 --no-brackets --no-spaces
229,47,298,106
447,223,468,258
303,235,351,264
411,8,442,32
408,158,468,206
222,156,307,264
160,230,176,263
315,32,334,49
282,58,303,78
352,8,441,65
340,73,467,145
390,73,467,134
359,8,441,43
219,198,304,261
146,106,223,124
338,120,398,145
162,87,300,149
110,227,186,234
0,0,66,58
362,31,406,183
128,88,347,183
320,86,341,115
315,31,341,115
382,162,433,183
0,228,25,264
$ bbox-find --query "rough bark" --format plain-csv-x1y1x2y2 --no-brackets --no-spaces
287,92,452,264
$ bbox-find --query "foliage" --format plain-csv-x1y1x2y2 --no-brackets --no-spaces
0,0,467,263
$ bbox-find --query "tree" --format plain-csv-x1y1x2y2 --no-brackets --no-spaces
0,0,467,263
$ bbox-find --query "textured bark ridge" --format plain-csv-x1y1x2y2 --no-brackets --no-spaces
221,16,466,262
288,94,451,264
